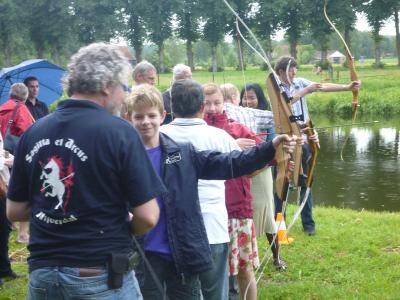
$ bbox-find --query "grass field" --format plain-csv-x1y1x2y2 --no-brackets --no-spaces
154,62,400,118
50,60,400,118
1,205,399,300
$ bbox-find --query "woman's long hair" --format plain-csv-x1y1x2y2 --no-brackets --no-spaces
239,83,270,110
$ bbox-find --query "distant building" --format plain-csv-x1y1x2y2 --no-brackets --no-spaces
328,51,346,64
313,50,346,65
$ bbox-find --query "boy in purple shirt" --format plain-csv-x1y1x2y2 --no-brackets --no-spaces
124,83,298,300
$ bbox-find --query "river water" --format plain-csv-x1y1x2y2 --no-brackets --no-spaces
309,116,400,212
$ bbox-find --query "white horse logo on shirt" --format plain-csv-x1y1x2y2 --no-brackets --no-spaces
40,158,74,210
40,159,65,210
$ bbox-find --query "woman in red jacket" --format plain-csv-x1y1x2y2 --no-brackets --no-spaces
0,83,34,244
203,83,263,300
0,83,34,140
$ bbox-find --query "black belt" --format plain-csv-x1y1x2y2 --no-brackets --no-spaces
78,267,105,277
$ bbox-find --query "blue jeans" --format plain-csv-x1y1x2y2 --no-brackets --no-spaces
138,252,201,300
199,243,229,300
300,144,315,231
28,267,142,299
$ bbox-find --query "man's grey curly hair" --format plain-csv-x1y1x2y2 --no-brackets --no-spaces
63,43,132,96
172,64,192,81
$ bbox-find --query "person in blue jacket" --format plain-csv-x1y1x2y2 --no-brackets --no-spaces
124,83,298,300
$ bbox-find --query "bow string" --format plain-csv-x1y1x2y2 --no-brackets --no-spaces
224,0,303,200
323,0,359,160
222,1,304,296
287,119,319,232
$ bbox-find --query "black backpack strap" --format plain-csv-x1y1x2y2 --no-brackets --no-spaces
6,101,21,131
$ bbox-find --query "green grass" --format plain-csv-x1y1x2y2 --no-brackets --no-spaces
154,64,400,118
1,205,399,299
257,205,400,299
0,232,28,300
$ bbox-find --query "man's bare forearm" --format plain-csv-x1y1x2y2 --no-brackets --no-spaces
320,82,352,92
130,198,160,235
6,199,31,222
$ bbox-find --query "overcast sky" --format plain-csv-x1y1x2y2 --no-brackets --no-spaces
115,13,397,46
356,13,396,35
274,13,396,41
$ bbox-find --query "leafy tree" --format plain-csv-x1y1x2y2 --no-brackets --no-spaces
123,0,147,62
217,41,240,69
24,0,76,64
193,40,210,67
141,0,176,73
354,31,374,58
323,0,361,67
362,0,393,67
253,0,282,61
0,0,28,65
306,0,334,63
71,0,122,44
298,44,316,64
387,0,400,65
175,0,201,70
396,7,400,66
200,0,230,72
223,0,252,70
163,37,187,69
279,0,308,59
224,46,239,68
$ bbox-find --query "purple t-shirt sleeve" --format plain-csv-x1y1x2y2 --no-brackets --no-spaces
143,146,172,257
120,134,166,208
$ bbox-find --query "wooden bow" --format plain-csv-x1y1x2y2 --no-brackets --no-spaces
323,1,359,160
304,120,319,189
287,119,319,232
222,2,304,289
266,74,302,201
223,0,303,201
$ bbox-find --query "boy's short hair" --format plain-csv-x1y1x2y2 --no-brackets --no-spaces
125,84,164,117
203,83,222,97
274,56,297,73
220,83,239,102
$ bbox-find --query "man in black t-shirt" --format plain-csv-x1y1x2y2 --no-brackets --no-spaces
7,43,165,300
23,76,49,120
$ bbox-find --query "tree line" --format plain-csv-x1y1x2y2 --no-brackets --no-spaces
0,0,399,71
